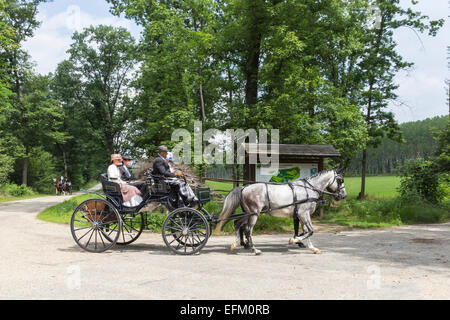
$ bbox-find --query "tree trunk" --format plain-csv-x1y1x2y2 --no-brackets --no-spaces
107,135,115,154
22,152,29,186
244,0,262,109
244,39,261,108
358,149,367,200
58,143,68,178
232,163,238,188
199,82,206,122
62,150,68,178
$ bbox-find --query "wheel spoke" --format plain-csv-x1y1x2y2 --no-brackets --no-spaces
73,226,91,232
97,228,106,248
85,228,95,248
94,229,98,250
77,227,94,242
169,217,184,229
73,219,91,225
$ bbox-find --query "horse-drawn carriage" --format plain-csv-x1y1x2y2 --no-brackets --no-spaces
53,177,72,195
70,169,347,255
70,171,220,254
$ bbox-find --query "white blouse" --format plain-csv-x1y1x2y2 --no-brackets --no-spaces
107,164,125,184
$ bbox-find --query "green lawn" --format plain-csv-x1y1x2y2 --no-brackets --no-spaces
206,175,401,200
37,193,104,224
343,176,400,199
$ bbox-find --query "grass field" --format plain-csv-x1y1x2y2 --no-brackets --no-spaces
206,175,401,199
37,193,103,224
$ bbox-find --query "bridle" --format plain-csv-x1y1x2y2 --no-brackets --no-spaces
300,170,344,200
324,170,345,200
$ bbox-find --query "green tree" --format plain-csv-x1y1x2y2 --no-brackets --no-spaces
432,118,450,173
0,0,51,185
3,74,67,185
0,0,16,183
108,0,369,167
58,25,140,154
356,0,443,199
108,0,223,155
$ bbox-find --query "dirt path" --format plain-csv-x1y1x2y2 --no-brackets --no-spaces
0,192,449,299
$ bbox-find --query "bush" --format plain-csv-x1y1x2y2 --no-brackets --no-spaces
321,196,450,227
398,199,450,224
145,211,166,232
397,159,447,204
28,147,60,193
0,154,15,184
0,183,35,197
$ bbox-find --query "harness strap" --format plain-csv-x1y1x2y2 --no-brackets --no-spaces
288,182,298,218
265,183,271,212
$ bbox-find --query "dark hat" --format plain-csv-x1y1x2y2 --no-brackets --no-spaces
122,155,133,160
158,145,169,153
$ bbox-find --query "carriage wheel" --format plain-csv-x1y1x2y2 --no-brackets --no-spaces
162,207,210,255
115,213,145,245
70,199,122,253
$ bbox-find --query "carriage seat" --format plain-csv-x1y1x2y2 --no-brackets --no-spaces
145,170,170,195
99,173,122,200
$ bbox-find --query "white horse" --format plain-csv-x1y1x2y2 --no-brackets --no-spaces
214,169,347,255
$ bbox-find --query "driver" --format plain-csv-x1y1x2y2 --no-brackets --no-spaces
152,146,183,178
152,146,197,206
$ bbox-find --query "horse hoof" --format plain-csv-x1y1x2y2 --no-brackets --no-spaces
253,249,262,255
297,242,306,248
313,249,321,254
289,238,296,245
231,243,237,251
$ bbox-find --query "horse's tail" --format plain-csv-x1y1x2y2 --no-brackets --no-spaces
214,186,243,233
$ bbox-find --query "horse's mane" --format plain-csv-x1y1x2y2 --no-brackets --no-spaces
292,169,334,183
308,169,334,180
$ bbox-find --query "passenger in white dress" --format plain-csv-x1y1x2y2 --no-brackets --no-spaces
108,154,143,207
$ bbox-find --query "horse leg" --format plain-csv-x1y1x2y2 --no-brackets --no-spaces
242,225,251,249
231,218,246,251
291,214,320,254
234,218,247,247
245,214,261,255
291,214,306,248
304,214,320,254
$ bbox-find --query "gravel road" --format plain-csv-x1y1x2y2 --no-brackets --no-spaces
0,191,449,300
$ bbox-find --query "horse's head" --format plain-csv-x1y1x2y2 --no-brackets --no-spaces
326,167,347,201
52,178,57,185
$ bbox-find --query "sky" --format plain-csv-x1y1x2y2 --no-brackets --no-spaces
22,0,449,124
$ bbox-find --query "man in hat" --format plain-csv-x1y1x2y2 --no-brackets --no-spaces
119,155,134,182
152,146,183,177
152,146,197,207
120,154,148,195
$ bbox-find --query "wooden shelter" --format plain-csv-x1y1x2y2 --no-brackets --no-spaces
243,143,340,183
